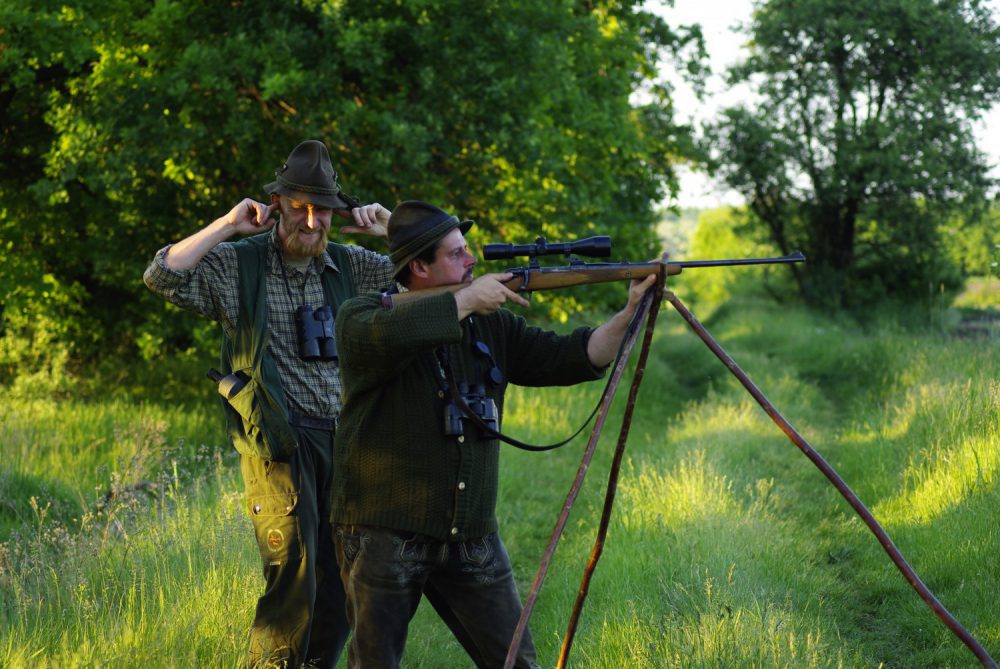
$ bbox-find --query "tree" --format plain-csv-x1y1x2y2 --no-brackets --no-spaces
0,0,706,394
707,0,1000,308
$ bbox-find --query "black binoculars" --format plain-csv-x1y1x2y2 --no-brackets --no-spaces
443,383,499,438
296,305,337,361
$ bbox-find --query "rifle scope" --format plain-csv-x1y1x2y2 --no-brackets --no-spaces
483,236,612,260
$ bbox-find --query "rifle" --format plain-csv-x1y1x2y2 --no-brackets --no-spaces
486,236,804,291
381,236,805,305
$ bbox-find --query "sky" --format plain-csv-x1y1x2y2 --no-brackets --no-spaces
653,0,1000,208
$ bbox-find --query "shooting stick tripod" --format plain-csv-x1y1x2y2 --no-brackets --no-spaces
502,261,997,669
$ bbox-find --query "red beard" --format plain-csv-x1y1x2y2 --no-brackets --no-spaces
281,224,328,258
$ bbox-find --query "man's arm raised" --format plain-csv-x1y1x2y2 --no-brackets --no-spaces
585,274,657,367
164,199,277,271
337,203,391,239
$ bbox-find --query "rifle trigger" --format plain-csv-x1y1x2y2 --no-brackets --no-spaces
517,271,531,291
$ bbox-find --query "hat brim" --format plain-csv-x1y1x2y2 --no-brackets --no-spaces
392,218,474,279
264,181,352,210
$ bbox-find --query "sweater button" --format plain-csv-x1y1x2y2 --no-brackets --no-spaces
451,527,459,536
458,481,466,491
457,435,465,443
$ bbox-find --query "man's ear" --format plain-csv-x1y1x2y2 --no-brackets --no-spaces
409,258,432,279
269,194,282,224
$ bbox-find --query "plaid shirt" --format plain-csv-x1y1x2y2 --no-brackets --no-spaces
143,227,395,419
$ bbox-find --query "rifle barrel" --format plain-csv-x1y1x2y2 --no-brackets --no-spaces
671,250,806,270
510,251,805,286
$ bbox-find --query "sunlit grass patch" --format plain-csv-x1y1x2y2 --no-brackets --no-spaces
879,430,997,527
578,594,855,669
883,376,995,442
618,451,737,529
870,371,998,527
609,455,813,593
607,469,765,592
952,276,1000,310
559,448,861,667
661,394,776,448
0,399,219,480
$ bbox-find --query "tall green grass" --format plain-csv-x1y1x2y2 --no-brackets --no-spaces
0,400,223,538
1,298,996,668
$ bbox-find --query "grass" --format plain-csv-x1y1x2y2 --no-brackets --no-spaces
0,400,222,538
1,296,997,668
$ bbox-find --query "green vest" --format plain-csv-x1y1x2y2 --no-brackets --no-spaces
218,233,356,460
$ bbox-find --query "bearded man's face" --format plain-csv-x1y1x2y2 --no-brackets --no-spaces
277,197,333,258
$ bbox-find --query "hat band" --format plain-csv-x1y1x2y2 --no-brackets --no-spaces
274,173,340,196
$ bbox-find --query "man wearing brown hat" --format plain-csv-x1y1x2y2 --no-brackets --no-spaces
143,140,394,668
330,200,655,668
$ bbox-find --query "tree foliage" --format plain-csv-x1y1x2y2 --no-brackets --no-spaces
0,0,705,394
708,0,1000,308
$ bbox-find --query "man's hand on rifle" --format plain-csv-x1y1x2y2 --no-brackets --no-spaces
626,274,658,317
455,273,531,319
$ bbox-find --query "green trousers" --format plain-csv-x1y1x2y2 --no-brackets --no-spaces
239,424,348,669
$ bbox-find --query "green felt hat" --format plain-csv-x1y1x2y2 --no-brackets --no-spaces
387,200,474,278
263,140,352,209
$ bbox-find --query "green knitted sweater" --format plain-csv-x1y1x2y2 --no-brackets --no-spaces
331,291,604,541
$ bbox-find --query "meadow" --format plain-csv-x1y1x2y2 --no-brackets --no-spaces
0,293,997,668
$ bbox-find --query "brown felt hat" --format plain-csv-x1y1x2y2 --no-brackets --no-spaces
263,140,353,209
387,201,474,278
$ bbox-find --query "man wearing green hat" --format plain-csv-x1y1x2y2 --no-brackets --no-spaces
143,140,393,668
331,200,656,668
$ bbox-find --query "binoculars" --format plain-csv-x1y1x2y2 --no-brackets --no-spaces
296,305,337,361
443,383,499,438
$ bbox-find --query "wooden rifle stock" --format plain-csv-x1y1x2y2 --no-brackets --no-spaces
381,251,805,307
